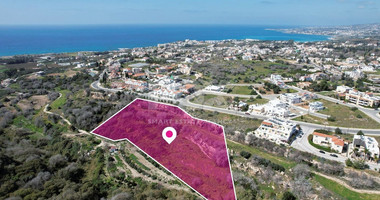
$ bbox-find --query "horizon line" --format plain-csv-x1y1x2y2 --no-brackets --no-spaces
0,23,377,27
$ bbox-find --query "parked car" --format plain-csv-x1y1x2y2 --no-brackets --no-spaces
319,150,325,154
330,154,338,158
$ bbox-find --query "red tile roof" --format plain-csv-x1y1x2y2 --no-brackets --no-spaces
313,132,344,146
262,121,272,126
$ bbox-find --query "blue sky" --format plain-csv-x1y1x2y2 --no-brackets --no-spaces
0,0,379,26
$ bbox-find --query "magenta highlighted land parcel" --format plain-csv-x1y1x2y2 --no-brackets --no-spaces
91,99,236,200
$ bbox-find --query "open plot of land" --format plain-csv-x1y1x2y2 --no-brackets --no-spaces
48,69,79,77
314,173,380,200
17,95,49,111
227,86,255,95
190,94,268,109
318,91,337,97
196,60,297,84
227,140,296,170
246,97,269,105
190,94,233,108
186,108,263,133
294,99,380,129
92,99,235,200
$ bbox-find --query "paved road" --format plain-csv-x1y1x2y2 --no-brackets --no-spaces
91,80,123,93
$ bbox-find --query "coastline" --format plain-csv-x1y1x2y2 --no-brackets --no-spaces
0,25,330,57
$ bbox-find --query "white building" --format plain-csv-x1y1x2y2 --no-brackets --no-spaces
204,85,224,92
336,85,352,93
178,64,192,75
249,99,290,118
280,93,302,104
255,117,298,145
153,88,182,99
309,101,324,112
270,74,287,88
345,70,364,80
352,135,379,159
312,132,344,153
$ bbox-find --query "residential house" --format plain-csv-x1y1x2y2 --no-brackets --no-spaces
352,135,379,159
280,93,302,104
312,132,345,153
309,101,324,112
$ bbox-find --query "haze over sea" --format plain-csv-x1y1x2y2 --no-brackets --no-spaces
0,25,329,57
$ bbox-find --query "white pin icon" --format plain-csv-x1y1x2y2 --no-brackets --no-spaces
162,127,177,144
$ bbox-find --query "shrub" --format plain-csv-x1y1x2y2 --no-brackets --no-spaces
240,151,252,159
327,116,336,122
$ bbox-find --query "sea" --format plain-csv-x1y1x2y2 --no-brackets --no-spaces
0,25,329,57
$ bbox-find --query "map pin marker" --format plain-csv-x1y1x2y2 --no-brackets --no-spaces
162,127,177,144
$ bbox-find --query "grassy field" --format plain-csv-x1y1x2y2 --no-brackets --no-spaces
0,65,6,73
294,99,380,129
13,115,43,133
313,174,380,200
227,140,297,170
50,90,70,110
228,86,255,95
281,88,298,93
246,98,269,105
318,91,337,97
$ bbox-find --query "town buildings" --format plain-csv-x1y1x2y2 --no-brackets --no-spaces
336,86,380,107
255,117,298,145
345,90,380,107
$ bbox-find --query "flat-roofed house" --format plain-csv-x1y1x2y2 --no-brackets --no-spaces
352,135,379,159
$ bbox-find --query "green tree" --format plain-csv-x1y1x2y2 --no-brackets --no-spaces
357,130,364,135
335,128,342,135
